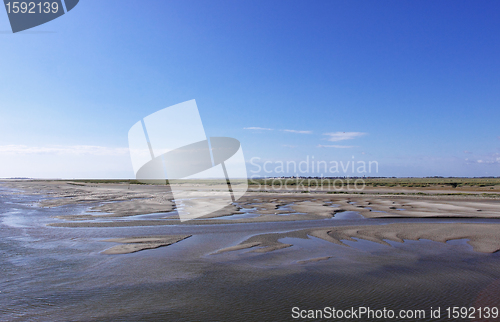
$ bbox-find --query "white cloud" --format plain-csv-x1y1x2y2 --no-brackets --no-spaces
282,129,312,134
243,127,273,131
0,145,130,156
465,153,500,165
476,159,499,164
323,132,367,142
317,144,356,148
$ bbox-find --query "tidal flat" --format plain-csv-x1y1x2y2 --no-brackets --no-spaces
2,180,500,321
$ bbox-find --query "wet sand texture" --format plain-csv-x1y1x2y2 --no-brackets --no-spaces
102,235,191,255
4,181,500,226
215,223,500,254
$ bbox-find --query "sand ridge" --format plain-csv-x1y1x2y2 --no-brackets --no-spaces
4,180,500,256
101,235,191,255
214,223,500,254
3,180,500,227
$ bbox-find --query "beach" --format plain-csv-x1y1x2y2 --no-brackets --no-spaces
2,180,500,321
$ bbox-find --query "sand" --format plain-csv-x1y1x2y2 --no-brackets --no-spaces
3,180,176,219
4,180,500,227
46,193,500,227
101,235,191,255
214,223,500,254
4,180,500,255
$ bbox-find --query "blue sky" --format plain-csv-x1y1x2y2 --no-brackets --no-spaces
1,0,500,178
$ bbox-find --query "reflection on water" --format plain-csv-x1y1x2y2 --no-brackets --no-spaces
2,185,500,321
116,211,177,221
330,211,365,220
216,212,262,220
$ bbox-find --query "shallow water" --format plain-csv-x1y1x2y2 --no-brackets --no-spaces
330,210,365,220
2,185,500,321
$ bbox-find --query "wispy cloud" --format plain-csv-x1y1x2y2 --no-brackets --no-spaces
471,158,500,164
463,150,472,154
282,129,312,134
465,152,500,165
317,144,356,148
0,145,130,156
323,132,367,142
476,159,500,164
243,127,273,131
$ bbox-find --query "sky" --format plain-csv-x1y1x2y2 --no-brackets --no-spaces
1,0,500,178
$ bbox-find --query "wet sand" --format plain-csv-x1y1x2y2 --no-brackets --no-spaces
102,235,191,254
4,180,500,225
4,179,500,255
3,181,500,321
214,223,500,254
